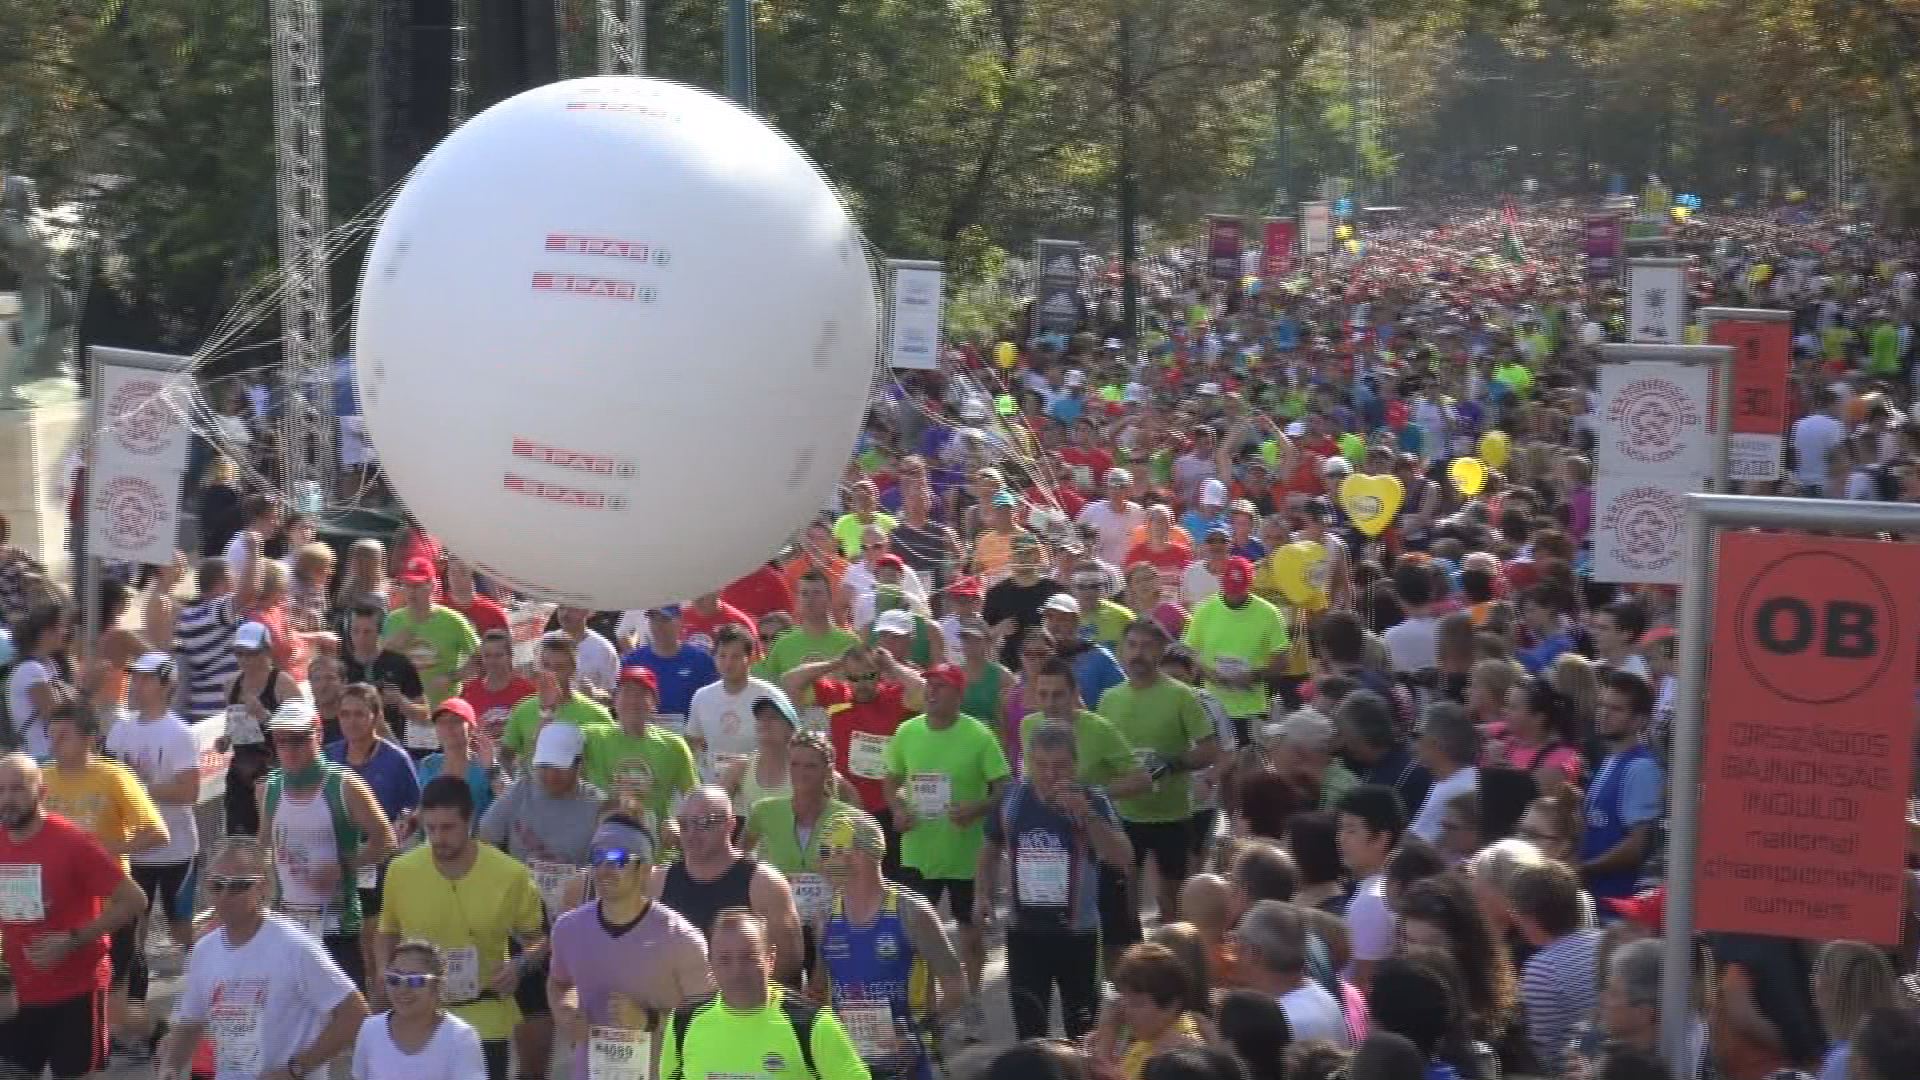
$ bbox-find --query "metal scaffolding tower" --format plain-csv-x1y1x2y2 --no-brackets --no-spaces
270,0,334,510
597,0,644,74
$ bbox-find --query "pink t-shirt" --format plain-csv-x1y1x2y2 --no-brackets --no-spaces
550,899,711,1079
1482,722,1583,781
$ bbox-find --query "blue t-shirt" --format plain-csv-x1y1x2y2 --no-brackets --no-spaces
323,739,420,824
621,643,719,721
985,782,1120,934
418,752,494,821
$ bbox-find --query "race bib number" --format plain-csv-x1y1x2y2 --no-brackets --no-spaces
210,1002,263,1074
406,642,441,672
356,864,379,891
847,732,890,780
405,719,441,751
1213,656,1249,679
443,945,480,1003
838,999,899,1061
613,760,655,805
227,703,263,745
0,865,42,922
529,859,583,916
791,872,830,924
279,903,337,941
1016,847,1071,907
910,773,951,819
588,1026,651,1080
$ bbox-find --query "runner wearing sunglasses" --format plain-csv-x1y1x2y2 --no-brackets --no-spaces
351,939,485,1079
657,785,805,984
549,816,712,1080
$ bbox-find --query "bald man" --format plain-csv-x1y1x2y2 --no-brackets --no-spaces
655,786,804,982
0,740,147,1080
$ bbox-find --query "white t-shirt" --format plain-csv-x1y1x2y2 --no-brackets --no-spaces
1345,873,1394,966
351,1011,486,1080
174,915,358,1080
1076,501,1147,569
1279,979,1351,1048
5,659,51,760
1791,413,1844,489
106,710,201,866
686,676,782,778
1382,615,1439,673
574,630,620,695
1410,765,1478,846
224,529,254,581
1179,561,1221,608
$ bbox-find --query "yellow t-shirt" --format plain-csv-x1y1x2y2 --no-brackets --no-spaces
378,841,545,1040
42,757,164,870
1121,1013,1203,1080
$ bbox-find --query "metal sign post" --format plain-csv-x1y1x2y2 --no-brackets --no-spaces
1662,494,1920,1072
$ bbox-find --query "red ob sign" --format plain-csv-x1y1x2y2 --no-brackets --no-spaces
1699,531,1918,944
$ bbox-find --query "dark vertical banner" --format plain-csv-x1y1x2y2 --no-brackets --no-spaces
1034,239,1084,333
1207,215,1244,282
1585,214,1624,279
1261,219,1296,284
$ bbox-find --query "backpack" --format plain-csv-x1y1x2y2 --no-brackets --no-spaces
669,993,818,1080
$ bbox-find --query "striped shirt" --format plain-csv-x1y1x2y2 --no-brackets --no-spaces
1519,928,1601,1074
173,594,239,719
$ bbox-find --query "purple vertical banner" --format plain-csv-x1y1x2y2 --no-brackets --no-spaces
1585,214,1623,279
1206,215,1244,281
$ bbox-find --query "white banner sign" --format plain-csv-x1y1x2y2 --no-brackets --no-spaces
1595,361,1712,478
88,350,193,567
885,260,943,371
1627,260,1687,344
1593,473,1697,585
191,715,235,805
1301,202,1332,256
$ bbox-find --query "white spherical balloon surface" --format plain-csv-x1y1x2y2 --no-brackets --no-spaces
354,76,878,608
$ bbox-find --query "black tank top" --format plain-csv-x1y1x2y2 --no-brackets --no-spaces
660,856,758,940
226,666,285,745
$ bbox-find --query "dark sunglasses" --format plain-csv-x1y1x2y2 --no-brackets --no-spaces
589,848,639,868
271,734,312,748
847,673,880,683
678,812,729,831
384,971,440,990
207,876,260,895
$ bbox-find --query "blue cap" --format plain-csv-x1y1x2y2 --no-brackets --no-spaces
646,604,682,619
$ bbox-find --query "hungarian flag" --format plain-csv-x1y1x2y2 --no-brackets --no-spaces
1500,199,1526,264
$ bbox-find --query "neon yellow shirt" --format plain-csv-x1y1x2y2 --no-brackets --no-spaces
1095,677,1213,824
382,605,481,707
1182,594,1289,717
883,714,1009,880
1017,710,1135,787
661,986,870,1080
832,512,897,559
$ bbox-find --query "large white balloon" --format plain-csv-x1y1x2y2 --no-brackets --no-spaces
354,77,878,608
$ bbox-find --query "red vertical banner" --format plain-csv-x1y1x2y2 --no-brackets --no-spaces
1262,218,1296,283
1708,316,1792,483
1698,531,1919,944
1206,215,1243,282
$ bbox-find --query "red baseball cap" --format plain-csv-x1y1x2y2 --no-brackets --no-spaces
924,663,967,692
875,553,906,572
1220,556,1254,597
397,556,438,586
433,698,477,728
949,576,984,599
617,666,659,692
1604,886,1666,931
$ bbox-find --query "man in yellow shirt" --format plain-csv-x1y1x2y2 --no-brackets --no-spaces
39,703,168,1059
662,908,868,1080
379,773,545,1080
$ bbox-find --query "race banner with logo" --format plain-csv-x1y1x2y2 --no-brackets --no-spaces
88,347,193,566
1705,308,1793,484
1584,214,1623,279
1301,202,1332,256
192,715,235,804
884,259,943,371
1627,258,1688,344
1593,357,1713,584
1033,239,1083,334
1262,219,1296,283
1206,216,1243,281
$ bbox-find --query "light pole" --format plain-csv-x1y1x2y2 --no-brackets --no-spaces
1117,0,1139,362
725,0,755,109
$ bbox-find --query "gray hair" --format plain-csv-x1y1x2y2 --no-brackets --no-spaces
1264,706,1336,755
211,835,268,872
1028,722,1079,759
1609,937,1664,1010
1235,899,1307,976
1421,701,1481,765
1467,837,1543,894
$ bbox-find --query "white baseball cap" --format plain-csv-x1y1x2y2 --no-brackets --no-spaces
266,698,317,735
532,723,586,768
233,621,271,653
1041,592,1081,616
873,609,917,637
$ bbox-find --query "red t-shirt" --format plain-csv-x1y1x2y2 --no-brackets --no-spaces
461,675,536,740
453,595,509,636
679,602,759,653
722,565,798,623
1059,448,1114,492
816,679,908,814
1026,484,1087,520
1125,542,1193,595
0,814,124,1005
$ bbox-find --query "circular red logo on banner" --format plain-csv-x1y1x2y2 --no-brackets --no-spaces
105,378,175,457
1735,550,1897,706
97,475,168,552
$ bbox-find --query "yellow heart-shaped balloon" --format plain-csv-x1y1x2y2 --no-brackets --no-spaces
1270,541,1329,608
1478,430,1511,470
1449,456,1487,497
1340,473,1404,537
995,341,1018,369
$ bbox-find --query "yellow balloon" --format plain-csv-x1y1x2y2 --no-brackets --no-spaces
1449,456,1487,497
1335,224,1353,241
1269,541,1329,608
1478,431,1510,470
1339,473,1404,538
1344,238,1361,254
994,341,1017,369
1670,205,1690,221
